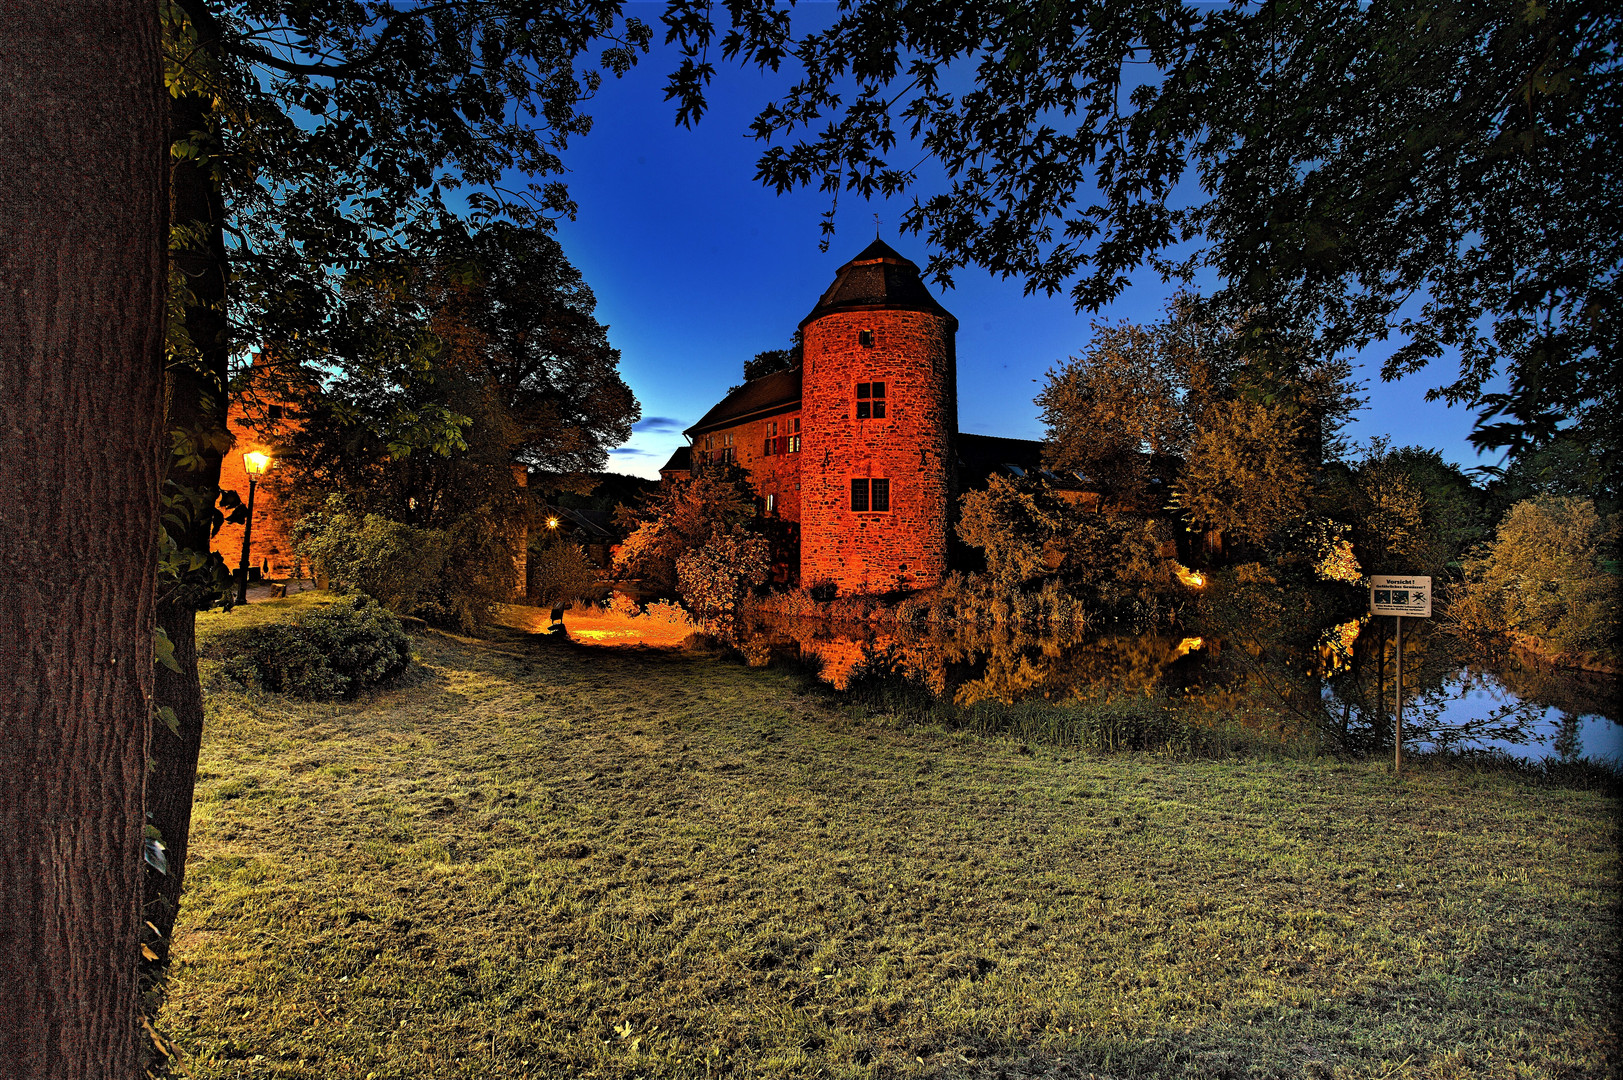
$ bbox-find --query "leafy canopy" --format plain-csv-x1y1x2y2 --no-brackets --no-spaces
659,0,1620,483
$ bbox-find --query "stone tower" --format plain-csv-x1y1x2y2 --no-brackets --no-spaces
798,239,958,594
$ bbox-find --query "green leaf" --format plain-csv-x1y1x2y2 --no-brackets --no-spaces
154,627,181,672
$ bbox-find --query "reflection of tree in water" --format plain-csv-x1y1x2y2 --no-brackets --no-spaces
738,602,1610,759
949,632,1199,707
1320,618,1463,753
739,615,1206,706
1552,712,1583,762
1488,653,1619,723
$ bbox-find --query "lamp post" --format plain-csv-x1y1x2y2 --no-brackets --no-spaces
544,512,564,629
236,450,272,604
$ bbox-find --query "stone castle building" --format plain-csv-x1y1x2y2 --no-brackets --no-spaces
665,239,1070,595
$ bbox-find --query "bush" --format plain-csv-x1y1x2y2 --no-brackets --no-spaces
294,494,518,632
1450,496,1619,665
293,496,449,613
223,594,412,700
675,529,771,625
527,539,598,608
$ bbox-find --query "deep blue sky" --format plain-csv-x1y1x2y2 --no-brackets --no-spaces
545,3,1494,480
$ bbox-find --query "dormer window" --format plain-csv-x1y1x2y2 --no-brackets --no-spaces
855,381,886,419
859,330,874,347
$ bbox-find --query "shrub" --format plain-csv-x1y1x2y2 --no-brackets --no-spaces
414,513,521,632
293,496,449,613
528,539,598,608
676,529,771,625
293,494,518,632
223,594,412,700
1450,496,1619,665
643,599,696,627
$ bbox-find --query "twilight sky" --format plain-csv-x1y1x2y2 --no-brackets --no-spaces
543,3,1496,480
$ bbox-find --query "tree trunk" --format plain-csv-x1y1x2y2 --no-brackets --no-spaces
0,5,168,1077
145,79,232,963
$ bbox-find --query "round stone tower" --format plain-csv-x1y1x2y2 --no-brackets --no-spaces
798,240,958,594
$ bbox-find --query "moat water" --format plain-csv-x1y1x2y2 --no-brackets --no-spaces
730,614,1621,766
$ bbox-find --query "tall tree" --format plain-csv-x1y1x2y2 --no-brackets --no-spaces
1039,295,1360,543
0,5,168,1076
145,0,652,956
1038,319,1193,509
272,225,638,629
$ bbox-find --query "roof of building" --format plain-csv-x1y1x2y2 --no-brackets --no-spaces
956,433,1103,491
685,365,803,437
800,238,958,329
658,445,692,475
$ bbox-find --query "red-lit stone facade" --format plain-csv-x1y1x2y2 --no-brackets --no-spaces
692,405,805,524
799,308,956,593
680,240,961,595
213,389,300,579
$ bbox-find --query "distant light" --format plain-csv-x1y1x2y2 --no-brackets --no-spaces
547,517,559,529
1176,565,1205,588
243,450,272,475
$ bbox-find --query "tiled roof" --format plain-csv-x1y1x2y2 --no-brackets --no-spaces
800,239,958,328
956,433,1044,478
658,445,692,474
957,433,1101,491
685,365,803,437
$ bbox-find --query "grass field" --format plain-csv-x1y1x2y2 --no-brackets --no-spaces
155,595,1620,1078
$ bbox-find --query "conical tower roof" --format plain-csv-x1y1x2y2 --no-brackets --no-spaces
799,239,958,329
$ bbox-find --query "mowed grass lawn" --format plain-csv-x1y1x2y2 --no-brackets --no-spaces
158,596,1620,1079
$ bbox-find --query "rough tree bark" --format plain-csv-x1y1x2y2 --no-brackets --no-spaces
145,73,233,963
0,5,168,1077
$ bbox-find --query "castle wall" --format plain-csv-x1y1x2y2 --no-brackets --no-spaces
213,403,298,579
799,309,956,594
693,407,804,524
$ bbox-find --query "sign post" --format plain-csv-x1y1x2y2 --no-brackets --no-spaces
1370,575,1431,773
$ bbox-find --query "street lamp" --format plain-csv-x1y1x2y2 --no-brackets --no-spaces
236,450,273,604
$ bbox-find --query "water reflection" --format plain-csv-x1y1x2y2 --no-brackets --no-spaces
1420,661,1621,764
734,614,1620,764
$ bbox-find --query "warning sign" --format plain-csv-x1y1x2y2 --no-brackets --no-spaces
1370,574,1431,617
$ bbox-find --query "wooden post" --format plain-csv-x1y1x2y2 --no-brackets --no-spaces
1377,619,1386,746
1393,615,1403,774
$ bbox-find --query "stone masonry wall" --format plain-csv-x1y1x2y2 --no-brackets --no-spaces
694,408,804,524
213,403,298,579
799,309,956,593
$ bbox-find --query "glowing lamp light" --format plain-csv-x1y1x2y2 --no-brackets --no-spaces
243,450,272,475
547,517,560,530
1175,565,1205,588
